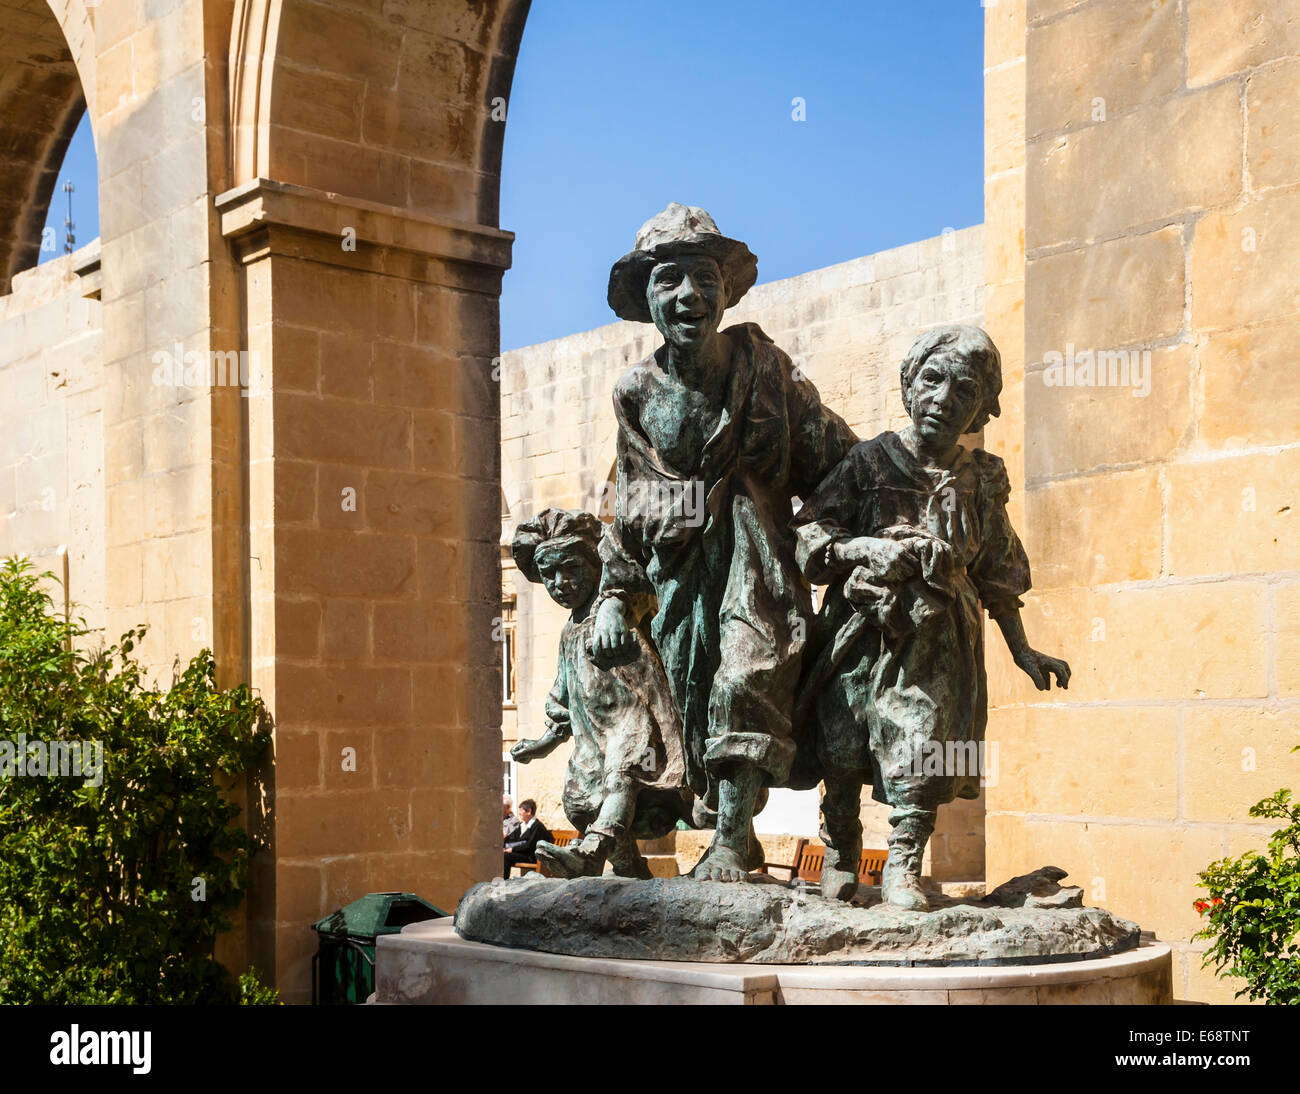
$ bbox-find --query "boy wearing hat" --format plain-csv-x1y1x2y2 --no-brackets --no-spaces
591,204,857,882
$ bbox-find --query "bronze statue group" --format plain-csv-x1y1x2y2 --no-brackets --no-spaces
511,205,1069,911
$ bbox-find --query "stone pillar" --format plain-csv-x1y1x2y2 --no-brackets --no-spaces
94,0,241,682
986,0,1300,1002
214,179,510,999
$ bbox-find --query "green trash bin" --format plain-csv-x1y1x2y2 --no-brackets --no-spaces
311,891,449,1005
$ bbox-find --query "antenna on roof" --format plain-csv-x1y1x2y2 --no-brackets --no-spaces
62,180,75,254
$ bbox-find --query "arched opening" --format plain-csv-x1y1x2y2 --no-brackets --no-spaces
0,0,95,293
36,111,97,266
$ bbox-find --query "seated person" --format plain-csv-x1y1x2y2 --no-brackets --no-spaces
502,794,520,843
502,799,552,878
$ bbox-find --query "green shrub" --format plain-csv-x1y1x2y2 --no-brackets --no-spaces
239,966,282,1005
0,557,276,1003
1195,761,1300,1006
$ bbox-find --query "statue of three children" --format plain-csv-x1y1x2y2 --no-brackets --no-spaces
510,203,1070,911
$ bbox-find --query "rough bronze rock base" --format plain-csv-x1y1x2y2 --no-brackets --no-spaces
453,867,1141,966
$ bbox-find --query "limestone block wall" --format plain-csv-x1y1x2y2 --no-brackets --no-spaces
69,0,235,698
0,245,104,634
500,226,986,878
4,0,529,1001
985,0,1300,1003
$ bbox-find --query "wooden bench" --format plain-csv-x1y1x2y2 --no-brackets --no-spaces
759,838,888,886
512,829,579,876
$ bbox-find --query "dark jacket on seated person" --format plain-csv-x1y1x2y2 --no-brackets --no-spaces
504,817,552,859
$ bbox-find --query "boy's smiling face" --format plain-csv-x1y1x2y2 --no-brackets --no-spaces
646,254,727,349
537,552,599,609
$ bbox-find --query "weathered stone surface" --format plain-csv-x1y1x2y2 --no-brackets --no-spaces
455,868,1140,966
983,60,1024,178
1164,447,1300,578
997,583,1268,703
1026,0,1181,139
1279,583,1300,699
988,705,1179,820
1025,227,1184,363
1249,57,1300,191
1191,185,1300,332
1183,707,1300,824
1025,469,1163,587
1187,0,1300,86
1200,319,1300,449
1027,82,1242,249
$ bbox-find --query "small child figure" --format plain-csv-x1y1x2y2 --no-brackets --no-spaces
510,508,689,879
793,325,1070,910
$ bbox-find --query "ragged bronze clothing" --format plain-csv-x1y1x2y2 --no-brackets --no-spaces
543,610,688,840
793,431,1032,806
599,322,856,801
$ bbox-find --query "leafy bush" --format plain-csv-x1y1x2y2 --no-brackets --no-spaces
239,966,282,1005
0,557,276,1003
1195,764,1300,1006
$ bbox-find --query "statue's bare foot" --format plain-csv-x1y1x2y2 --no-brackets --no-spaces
535,839,605,879
693,844,750,883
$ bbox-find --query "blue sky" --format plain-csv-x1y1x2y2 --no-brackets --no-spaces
41,2,985,351
499,0,985,349
39,111,97,261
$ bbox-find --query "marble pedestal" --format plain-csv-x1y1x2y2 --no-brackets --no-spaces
373,919,1173,1005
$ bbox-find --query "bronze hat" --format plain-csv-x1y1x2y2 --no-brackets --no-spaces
606,203,758,324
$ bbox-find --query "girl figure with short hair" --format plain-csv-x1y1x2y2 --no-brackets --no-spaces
793,325,1070,909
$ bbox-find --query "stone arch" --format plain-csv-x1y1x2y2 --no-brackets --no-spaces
228,0,528,224
0,0,98,292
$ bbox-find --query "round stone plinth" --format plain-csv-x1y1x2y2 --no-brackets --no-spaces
375,919,1174,1005
454,871,1142,967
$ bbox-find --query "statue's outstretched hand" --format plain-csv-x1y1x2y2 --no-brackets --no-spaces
1014,649,1071,691
512,734,561,763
